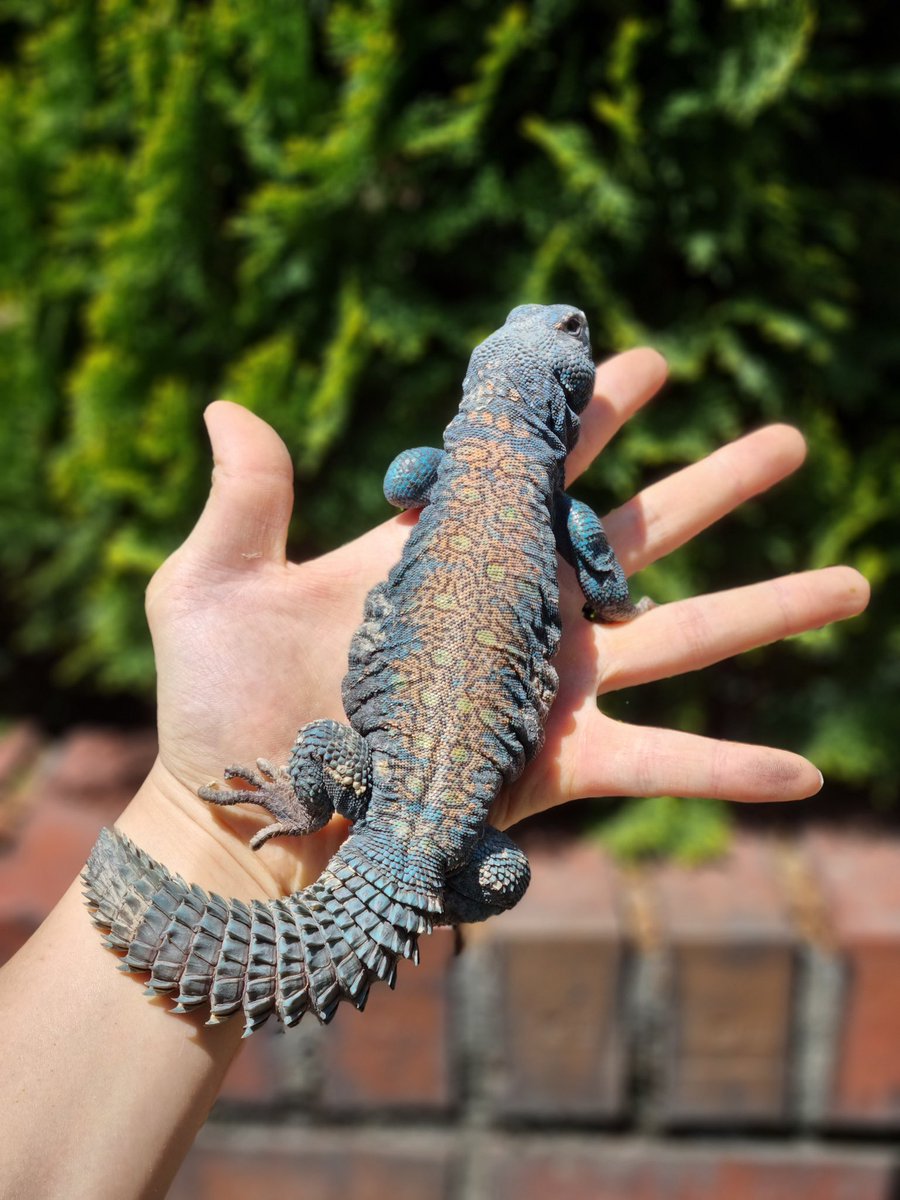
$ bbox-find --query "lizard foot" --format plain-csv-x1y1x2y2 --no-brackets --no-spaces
583,594,656,623
199,758,327,850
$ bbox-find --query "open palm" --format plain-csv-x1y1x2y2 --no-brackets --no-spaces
133,349,868,898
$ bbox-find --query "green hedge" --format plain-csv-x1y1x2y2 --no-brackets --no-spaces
1,0,897,852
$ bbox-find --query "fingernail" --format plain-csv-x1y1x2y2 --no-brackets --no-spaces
815,769,824,793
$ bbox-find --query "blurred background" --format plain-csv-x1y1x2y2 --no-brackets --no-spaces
1,2,899,1197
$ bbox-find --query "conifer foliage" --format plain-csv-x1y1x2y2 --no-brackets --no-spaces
1,1,897,852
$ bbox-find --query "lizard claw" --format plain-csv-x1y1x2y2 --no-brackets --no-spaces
249,821,304,851
255,758,280,782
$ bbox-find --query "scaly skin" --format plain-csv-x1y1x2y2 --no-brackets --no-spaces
82,304,643,1035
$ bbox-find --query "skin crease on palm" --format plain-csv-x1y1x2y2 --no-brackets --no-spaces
126,347,870,903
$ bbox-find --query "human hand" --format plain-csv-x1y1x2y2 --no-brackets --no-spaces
124,349,868,898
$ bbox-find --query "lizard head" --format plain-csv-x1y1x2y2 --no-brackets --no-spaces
495,304,596,451
462,304,596,453
503,303,595,415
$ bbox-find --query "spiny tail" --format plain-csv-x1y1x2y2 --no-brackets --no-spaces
82,827,441,1036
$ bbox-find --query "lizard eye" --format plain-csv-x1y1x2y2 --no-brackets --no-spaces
560,315,583,337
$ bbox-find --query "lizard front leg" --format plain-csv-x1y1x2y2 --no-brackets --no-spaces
383,446,446,509
199,719,371,850
553,491,653,622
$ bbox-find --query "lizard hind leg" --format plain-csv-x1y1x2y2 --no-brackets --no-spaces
198,719,372,851
438,826,531,925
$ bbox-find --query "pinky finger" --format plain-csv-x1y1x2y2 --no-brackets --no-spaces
576,717,824,805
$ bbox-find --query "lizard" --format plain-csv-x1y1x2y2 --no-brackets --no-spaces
82,303,646,1037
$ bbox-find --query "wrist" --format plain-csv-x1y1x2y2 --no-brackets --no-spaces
113,759,348,901
114,761,280,901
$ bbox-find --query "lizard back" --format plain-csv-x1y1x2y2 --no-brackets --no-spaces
343,385,565,881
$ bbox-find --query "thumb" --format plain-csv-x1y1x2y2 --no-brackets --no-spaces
182,400,295,570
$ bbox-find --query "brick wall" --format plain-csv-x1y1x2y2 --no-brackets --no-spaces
2,724,900,1199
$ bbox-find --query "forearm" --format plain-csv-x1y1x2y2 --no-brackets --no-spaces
0,773,259,1200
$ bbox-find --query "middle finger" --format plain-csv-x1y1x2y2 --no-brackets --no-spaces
602,423,807,577
596,566,870,695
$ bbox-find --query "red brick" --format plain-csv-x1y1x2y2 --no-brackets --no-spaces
0,721,44,840
180,1132,453,1200
0,791,121,963
0,721,42,784
484,1139,898,1200
318,926,456,1112
807,827,900,1126
476,837,627,1121
44,727,157,807
650,835,796,1125
216,1026,280,1106
0,729,155,963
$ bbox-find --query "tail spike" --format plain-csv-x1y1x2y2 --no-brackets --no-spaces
82,826,439,1033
